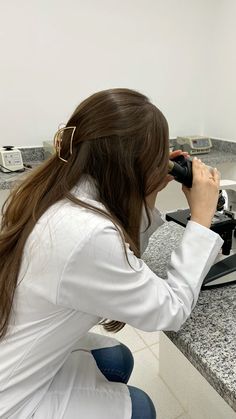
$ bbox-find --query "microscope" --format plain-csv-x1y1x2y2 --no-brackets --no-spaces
167,155,236,289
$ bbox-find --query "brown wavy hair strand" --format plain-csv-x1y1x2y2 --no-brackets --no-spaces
0,88,169,338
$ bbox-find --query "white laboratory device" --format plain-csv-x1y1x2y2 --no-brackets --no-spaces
177,136,212,154
0,146,24,172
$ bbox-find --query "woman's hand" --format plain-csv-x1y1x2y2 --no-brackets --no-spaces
182,157,220,228
169,149,189,161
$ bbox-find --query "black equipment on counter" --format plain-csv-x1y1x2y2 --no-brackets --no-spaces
166,209,236,288
167,155,236,288
166,209,235,255
202,254,236,289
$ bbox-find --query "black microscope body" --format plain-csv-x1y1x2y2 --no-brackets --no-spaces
167,155,236,288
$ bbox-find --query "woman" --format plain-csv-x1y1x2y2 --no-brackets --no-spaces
0,88,223,419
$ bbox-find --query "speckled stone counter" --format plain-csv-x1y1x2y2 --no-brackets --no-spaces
0,147,44,190
142,221,236,412
170,138,236,166
0,161,42,190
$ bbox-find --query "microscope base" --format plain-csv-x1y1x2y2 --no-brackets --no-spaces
166,209,236,288
201,254,236,289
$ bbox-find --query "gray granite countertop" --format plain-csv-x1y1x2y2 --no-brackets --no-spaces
197,147,236,166
0,146,44,190
0,161,42,190
170,138,236,167
142,221,236,412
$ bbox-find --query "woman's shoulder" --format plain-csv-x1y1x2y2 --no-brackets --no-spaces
27,175,118,255
38,197,111,238
23,198,115,274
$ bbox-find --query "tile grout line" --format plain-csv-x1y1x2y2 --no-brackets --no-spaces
97,326,149,353
148,343,159,359
133,329,150,348
131,345,152,354
133,328,160,348
175,412,191,419
159,374,189,417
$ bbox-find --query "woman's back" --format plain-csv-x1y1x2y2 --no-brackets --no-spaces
0,180,104,418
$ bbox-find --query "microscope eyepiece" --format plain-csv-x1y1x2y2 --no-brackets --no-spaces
168,155,224,210
168,155,192,188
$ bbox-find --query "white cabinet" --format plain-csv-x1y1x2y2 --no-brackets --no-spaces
160,333,236,419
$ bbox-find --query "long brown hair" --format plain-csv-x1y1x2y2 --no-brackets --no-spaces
0,88,169,339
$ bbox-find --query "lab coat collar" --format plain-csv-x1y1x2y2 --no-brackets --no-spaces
72,176,99,201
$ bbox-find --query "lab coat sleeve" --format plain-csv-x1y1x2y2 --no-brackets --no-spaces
57,220,223,332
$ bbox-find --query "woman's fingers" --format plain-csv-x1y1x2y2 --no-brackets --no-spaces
192,158,220,184
183,157,221,228
169,150,190,159
211,167,221,187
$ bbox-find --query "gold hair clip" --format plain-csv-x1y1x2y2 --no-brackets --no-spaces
53,125,76,163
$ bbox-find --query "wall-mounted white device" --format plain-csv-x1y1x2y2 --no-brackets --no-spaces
0,146,24,172
177,136,212,155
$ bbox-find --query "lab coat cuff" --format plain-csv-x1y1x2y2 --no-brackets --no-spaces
186,220,224,247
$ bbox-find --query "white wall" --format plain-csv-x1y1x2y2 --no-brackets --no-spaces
203,0,236,142
0,0,235,146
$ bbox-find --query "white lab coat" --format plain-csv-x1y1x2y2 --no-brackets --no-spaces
0,177,223,419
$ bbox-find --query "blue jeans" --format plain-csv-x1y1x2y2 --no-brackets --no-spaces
92,344,156,419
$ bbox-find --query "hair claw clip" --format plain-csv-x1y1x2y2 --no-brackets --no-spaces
53,125,76,163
